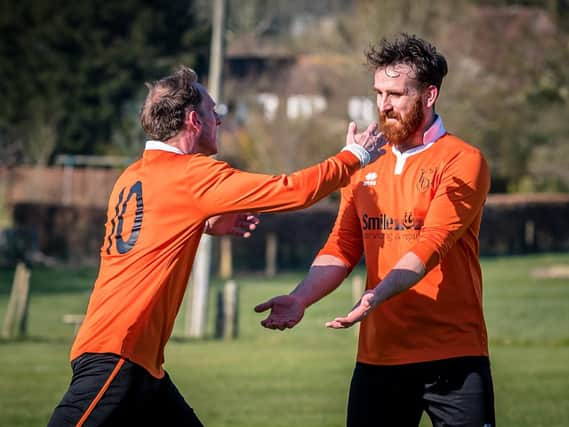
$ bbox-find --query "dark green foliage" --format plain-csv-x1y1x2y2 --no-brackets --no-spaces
0,0,210,163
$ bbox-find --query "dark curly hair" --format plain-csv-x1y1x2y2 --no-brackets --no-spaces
366,33,448,90
140,66,203,141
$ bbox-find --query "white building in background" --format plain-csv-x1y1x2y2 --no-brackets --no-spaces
286,95,327,120
254,93,374,122
255,93,328,121
348,97,375,124
256,93,279,121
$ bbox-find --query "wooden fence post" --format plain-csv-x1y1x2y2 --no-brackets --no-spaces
214,291,224,339
214,280,239,340
219,236,232,279
2,262,31,339
223,280,238,340
525,220,535,251
184,235,212,339
265,233,277,277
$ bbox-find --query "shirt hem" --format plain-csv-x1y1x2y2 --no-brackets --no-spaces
356,347,489,366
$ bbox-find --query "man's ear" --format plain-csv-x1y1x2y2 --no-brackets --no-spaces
187,110,201,131
424,85,438,108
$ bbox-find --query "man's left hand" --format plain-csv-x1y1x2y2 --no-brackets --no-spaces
205,213,260,238
325,291,378,329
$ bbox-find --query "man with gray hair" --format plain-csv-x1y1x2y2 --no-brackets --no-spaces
48,65,386,426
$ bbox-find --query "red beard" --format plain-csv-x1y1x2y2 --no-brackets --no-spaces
380,96,424,147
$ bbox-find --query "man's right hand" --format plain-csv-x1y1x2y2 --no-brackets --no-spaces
345,121,387,164
254,295,306,330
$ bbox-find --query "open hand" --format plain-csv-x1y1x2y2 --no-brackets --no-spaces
205,213,260,238
325,291,378,329
345,121,387,163
254,295,305,330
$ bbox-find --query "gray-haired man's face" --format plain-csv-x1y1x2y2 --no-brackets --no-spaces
193,83,222,156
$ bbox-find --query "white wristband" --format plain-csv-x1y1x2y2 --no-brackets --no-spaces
342,144,371,168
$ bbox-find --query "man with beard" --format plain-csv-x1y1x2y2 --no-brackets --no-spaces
255,34,495,427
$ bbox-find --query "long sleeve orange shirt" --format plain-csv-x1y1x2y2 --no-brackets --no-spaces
71,144,361,378
318,117,491,365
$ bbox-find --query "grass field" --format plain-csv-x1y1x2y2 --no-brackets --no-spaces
0,253,568,426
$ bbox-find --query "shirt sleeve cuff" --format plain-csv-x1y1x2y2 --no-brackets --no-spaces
409,243,439,272
342,144,371,168
316,249,357,273
335,150,363,172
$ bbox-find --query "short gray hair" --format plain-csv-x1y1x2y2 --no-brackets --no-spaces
140,66,202,140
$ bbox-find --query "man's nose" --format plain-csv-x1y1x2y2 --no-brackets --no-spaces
377,96,392,113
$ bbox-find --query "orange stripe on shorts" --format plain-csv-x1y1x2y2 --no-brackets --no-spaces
75,358,125,427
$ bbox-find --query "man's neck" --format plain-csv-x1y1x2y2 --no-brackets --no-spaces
164,132,194,154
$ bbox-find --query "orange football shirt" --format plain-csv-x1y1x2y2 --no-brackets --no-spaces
71,144,360,378
319,117,491,365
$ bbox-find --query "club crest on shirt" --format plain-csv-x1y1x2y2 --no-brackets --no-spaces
416,168,435,192
402,211,414,228
363,172,377,186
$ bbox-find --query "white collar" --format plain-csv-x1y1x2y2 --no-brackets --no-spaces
145,140,185,155
391,115,446,157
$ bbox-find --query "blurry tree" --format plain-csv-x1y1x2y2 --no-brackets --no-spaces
4,0,566,194
521,54,569,191
353,0,472,44
352,0,569,192
194,0,350,37
221,108,346,175
437,2,569,192
0,0,210,165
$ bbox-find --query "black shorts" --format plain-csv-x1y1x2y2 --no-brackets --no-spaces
347,356,495,427
48,353,204,427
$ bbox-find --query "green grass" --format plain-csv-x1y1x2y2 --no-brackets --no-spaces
0,254,568,426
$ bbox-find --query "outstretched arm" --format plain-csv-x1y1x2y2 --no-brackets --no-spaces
254,255,348,330
255,149,364,330
195,122,386,218
325,251,425,329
